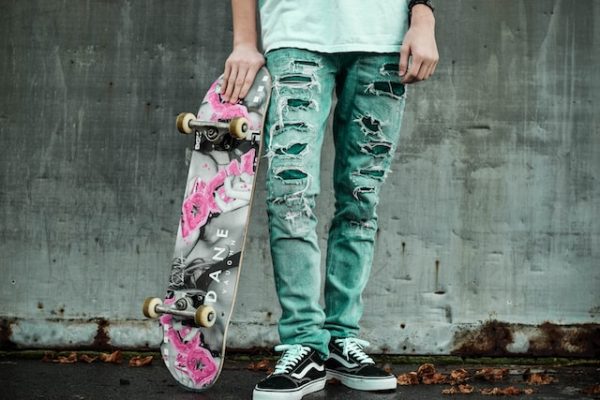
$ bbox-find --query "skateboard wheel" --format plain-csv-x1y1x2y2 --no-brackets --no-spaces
195,305,216,327
176,112,195,135
143,297,162,319
229,117,249,139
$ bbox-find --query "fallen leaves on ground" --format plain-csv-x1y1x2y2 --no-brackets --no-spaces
54,352,78,364
41,351,56,362
79,354,98,363
480,386,534,396
129,355,153,367
580,384,600,396
247,359,271,372
99,351,122,364
417,363,447,384
523,369,557,385
442,384,475,395
475,368,509,382
397,371,419,385
449,368,470,384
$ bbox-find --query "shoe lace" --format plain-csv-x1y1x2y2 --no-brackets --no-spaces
336,338,375,365
273,344,310,374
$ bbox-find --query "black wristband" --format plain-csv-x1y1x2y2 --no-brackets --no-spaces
408,0,435,23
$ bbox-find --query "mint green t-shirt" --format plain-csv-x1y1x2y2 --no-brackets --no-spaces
259,0,409,54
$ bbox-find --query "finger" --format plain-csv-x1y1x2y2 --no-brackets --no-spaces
399,45,410,76
417,61,430,81
430,59,438,77
230,67,248,103
238,63,261,100
222,61,232,95
222,65,238,102
402,58,421,84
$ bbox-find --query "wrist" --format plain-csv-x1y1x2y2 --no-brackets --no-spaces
410,5,435,26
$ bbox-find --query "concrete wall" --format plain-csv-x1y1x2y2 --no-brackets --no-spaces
1,0,598,356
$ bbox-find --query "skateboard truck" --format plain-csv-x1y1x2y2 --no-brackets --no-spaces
176,113,254,141
143,297,216,328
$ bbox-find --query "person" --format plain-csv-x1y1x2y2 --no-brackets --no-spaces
222,1,438,398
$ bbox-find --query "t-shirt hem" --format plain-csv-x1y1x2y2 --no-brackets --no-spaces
264,41,401,55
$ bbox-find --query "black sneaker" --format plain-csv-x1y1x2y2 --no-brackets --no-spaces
253,344,326,400
325,337,397,391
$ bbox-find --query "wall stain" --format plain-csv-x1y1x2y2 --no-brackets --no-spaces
0,319,17,350
452,320,600,358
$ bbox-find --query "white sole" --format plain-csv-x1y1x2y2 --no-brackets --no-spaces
326,370,397,391
253,377,327,400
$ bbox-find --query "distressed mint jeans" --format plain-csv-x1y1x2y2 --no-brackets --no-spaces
264,48,406,358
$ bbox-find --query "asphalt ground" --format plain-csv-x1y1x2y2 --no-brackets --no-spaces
1,353,599,399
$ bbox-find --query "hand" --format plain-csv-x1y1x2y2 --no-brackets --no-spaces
221,43,265,103
400,6,439,84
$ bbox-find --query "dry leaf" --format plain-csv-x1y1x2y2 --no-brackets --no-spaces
129,355,153,367
450,368,470,384
581,385,600,395
423,372,448,385
54,352,78,364
79,354,98,363
475,368,509,382
99,350,122,364
327,378,341,385
397,372,419,385
417,363,437,379
480,386,524,396
442,384,475,395
523,372,556,385
247,359,271,371
442,386,459,395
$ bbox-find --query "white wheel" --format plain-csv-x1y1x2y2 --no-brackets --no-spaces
143,297,162,319
176,112,195,134
229,117,249,139
195,305,216,327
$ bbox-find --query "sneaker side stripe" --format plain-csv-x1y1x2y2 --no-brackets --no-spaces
328,353,359,369
290,362,325,380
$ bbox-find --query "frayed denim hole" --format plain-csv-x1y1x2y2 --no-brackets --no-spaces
356,168,385,179
352,186,376,199
363,142,393,156
278,74,313,85
380,63,400,76
293,60,319,68
286,98,314,109
356,115,383,135
365,81,406,99
275,143,308,156
277,169,308,180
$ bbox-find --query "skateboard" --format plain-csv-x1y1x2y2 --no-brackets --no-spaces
143,67,271,391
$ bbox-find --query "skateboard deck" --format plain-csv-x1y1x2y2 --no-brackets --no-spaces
144,67,271,391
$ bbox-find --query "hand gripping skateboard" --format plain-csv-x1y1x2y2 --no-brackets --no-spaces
143,67,271,391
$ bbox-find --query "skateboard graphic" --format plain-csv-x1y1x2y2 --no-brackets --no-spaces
143,67,271,391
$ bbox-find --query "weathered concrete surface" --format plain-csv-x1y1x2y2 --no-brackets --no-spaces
0,0,598,353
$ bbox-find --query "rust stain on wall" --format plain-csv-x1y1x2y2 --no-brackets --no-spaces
452,320,600,358
0,319,17,350
92,318,112,350
452,320,513,356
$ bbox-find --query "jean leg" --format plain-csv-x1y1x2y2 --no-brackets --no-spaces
324,53,407,338
264,48,336,357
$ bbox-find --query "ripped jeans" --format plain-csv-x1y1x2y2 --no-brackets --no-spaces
264,48,406,358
